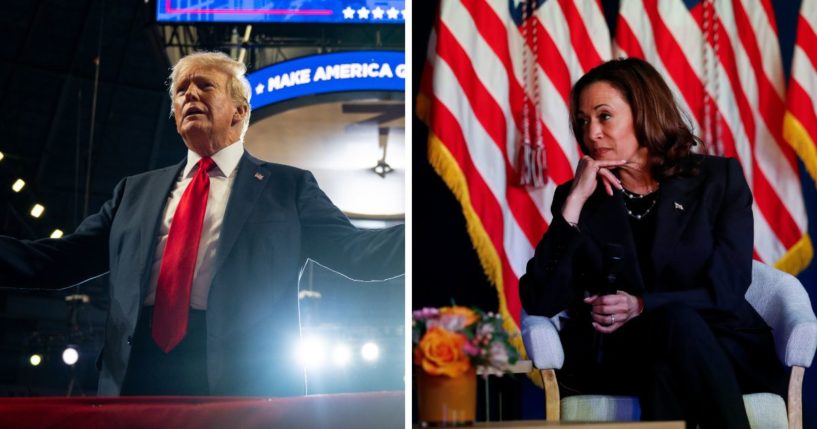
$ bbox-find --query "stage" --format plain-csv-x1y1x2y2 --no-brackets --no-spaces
0,391,404,429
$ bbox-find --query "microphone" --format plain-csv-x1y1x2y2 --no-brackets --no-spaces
594,243,624,364
602,243,623,295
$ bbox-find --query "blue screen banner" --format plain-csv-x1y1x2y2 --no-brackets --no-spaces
247,51,405,110
157,0,405,24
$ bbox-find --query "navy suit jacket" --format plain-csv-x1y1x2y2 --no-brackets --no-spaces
0,151,404,396
520,154,768,340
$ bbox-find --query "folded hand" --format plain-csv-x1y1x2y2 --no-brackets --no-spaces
584,290,644,333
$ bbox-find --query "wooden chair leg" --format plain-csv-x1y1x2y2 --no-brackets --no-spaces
540,368,560,421
788,366,804,429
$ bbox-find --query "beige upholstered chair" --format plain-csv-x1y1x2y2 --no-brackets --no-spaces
521,261,817,429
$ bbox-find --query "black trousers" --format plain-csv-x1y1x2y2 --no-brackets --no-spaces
120,306,209,396
558,302,787,429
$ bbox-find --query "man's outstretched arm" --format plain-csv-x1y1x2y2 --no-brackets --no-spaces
0,178,124,289
298,171,404,281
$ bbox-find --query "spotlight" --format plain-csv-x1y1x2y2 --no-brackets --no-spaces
361,342,379,362
30,204,44,218
331,344,352,367
29,354,42,367
296,337,325,368
50,229,64,239
12,179,25,192
62,347,79,366
0,151,4,161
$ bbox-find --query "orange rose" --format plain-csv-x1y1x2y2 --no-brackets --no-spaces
439,306,479,328
414,326,471,377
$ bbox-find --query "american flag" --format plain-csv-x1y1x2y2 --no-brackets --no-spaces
785,0,817,189
616,0,812,274
419,0,813,340
417,0,610,340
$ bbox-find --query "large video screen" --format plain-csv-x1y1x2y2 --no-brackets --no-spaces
157,0,405,24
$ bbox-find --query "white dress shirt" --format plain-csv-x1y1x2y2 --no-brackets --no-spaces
144,141,244,310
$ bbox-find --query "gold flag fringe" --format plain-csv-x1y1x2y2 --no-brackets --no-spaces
773,233,813,276
783,112,817,189
776,112,814,275
427,134,545,388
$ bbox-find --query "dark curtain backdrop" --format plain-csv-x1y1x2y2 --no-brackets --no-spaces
411,1,817,427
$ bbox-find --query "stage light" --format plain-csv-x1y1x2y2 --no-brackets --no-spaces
0,151,4,161
296,337,325,368
12,179,25,192
50,229,64,239
29,354,42,367
62,347,79,366
331,344,352,367
30,204,44,218
361,342,379,362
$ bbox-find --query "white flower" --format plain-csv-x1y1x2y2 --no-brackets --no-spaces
477,322,496,336
438,314,469,331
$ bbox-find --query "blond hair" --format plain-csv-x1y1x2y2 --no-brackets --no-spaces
168,51,252,140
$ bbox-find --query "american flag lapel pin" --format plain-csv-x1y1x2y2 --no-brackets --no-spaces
674,202,684,211
254,172,264,181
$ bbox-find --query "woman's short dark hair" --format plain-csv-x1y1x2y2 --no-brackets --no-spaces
569,57,701,179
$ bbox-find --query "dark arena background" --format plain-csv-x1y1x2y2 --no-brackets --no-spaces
0,0,404,400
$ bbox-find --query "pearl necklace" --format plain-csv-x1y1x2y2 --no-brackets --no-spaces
621,186,659,220
621,184,659,200
624,198,657,220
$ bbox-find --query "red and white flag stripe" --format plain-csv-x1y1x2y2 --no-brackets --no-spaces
615,0,811,274
419,0,611,338
785,0,817,194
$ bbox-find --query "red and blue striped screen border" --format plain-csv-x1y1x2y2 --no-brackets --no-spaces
158,0,405,24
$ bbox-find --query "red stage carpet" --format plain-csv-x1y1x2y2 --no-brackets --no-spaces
0,391,404,428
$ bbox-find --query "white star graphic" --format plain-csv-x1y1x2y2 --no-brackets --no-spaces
386,6,399,19
342,6,355,19
255,83,265,95
401,9,406,20
357,6,370,19
372,6,385,20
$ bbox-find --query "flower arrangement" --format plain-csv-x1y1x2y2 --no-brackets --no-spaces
412,306,519,377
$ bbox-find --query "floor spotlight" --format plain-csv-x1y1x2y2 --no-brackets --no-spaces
296,337,325,369
62,347,79,366
361,342,379,362
29,354,42,367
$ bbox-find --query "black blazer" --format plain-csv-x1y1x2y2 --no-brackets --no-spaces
520,155,767,333
0,151,405,396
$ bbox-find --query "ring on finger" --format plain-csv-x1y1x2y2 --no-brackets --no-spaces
608,315,614,325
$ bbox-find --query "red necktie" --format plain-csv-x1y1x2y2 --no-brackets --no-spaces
152,157,215,353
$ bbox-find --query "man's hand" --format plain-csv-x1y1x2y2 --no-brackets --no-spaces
584,290,644,333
